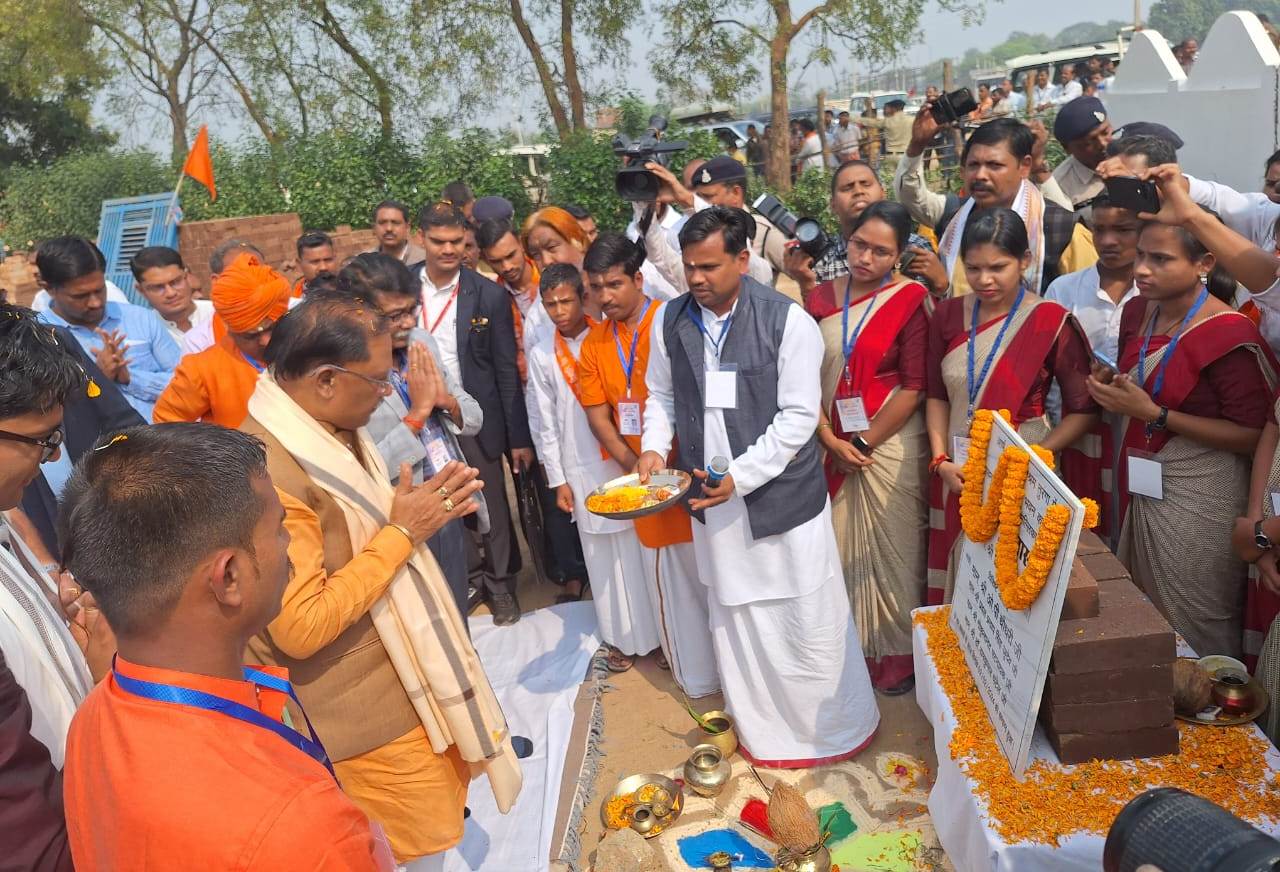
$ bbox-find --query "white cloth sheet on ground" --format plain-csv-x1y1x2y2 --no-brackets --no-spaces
911,605,1280,872
424,602,600,872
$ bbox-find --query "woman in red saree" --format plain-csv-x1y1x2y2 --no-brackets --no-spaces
806,202,930,695
925,208,1098,604
1088,172,1278,661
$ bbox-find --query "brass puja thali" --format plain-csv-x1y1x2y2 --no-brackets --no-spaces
1175,657,1270,727
600,772,685,838
585,470,692,520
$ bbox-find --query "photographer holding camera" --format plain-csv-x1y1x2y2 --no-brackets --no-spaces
782,159,944,300
634,155,784,294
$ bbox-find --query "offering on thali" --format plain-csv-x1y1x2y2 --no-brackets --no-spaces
600,773,684,838
585,471,692,520
586,484,677,514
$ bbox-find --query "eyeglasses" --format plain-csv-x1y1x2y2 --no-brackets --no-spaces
313,364,394,395
0,426,64,462
381,304,421,323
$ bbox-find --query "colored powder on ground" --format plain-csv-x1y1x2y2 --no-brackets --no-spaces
829,830,923,872
817,801,857,843
676,828,775,868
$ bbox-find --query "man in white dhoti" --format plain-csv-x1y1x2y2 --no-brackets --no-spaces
526,264,662,672
638,207,880,767
578,234,719,698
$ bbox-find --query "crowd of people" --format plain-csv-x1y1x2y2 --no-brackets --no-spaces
10,82,1280,868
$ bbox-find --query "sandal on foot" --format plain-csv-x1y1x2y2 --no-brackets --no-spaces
605,646,634,673
655,650,670,671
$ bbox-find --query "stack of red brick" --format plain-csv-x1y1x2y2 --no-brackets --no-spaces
1038,532,1179,764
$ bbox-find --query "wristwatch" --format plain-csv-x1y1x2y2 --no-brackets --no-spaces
851,434,874,456
1151,406,1170,431
1257,520,1274,552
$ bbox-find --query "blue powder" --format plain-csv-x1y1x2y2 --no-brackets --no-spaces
676,828,775,868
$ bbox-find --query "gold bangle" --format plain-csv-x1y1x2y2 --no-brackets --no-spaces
818,423,832,431
388,523,415,546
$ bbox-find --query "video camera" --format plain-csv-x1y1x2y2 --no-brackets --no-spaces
751,194,829,259
930,87,979,125
613,114,689,201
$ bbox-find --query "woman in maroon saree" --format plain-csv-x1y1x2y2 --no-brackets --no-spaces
925,207,1098,603
806,202,930,694
1089,169,1279,660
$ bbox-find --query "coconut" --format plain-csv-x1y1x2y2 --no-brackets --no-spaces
766,780,821,851
1172,659,1213,715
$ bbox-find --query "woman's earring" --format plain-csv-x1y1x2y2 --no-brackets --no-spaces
1199,272,1209,286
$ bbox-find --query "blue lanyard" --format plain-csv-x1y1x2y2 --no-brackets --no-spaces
240,350,266,373
613,299,651,396
1138,287,1208,406
966,284,1027,420
687,307,734,360
840,275,891,379
112,662,335,778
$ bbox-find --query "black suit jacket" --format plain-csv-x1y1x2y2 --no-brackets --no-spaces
418,266,532,460
19,327,144,556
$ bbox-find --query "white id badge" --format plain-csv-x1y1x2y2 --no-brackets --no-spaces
835,394,870,433
706,365,738,410
618,400,643,436
425,436,451,473
952,435,971,467
1270,492,1280,517
1128,451,1164,500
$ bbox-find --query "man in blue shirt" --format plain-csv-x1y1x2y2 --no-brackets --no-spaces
35,237,179,420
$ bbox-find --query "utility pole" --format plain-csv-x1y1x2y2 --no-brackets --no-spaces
1134,0,1141,29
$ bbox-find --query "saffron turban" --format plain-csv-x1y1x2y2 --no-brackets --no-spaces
211,252,291,333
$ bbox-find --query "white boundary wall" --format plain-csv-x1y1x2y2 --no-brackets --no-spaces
1105,11,1280,194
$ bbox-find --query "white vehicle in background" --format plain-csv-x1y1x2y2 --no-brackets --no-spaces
693,120,755,148
847,90,914,115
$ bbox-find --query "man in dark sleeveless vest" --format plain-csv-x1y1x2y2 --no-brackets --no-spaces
637,206,880,768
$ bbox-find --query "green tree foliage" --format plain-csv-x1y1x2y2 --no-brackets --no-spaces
1148,1,1280,41
0,83,114,171
0,0,111,170
181,128,535,231
0,150,170,245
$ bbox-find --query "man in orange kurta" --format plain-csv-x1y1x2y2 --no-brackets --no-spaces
152,253,290,426
60,424,391,871
577,233,719,697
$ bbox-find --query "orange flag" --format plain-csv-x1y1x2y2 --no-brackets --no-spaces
182,125,217,201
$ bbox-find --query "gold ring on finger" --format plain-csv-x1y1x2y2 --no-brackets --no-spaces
443,497,455,512
437,486,451,498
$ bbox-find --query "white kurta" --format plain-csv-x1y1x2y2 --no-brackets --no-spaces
0,520,92,765
526,328,661,656
642,297,879,764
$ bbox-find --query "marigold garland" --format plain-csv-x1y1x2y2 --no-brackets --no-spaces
958,411,1100,611
915,607,1280,845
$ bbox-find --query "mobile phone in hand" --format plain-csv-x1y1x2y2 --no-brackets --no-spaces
1104,176,1160,214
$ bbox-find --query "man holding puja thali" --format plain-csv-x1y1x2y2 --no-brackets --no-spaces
637,206,880,767
578,233,720,697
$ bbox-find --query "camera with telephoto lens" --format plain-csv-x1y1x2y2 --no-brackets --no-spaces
612,114,689,201
751,194,829,259
1104,787,1280,872
930,87,979,125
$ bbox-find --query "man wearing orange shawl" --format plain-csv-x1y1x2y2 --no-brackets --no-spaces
152,253,290,427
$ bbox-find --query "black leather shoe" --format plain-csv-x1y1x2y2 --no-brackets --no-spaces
491,591,521,626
